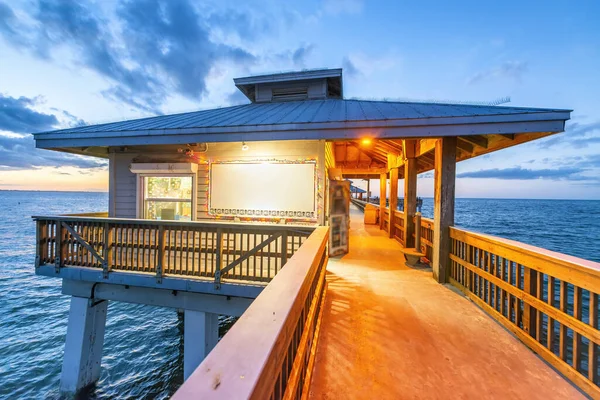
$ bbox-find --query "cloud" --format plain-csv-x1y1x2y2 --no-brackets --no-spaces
342,56,360,77
226,90,251,106
0,133,107,170
0,93,101,170
468,61,528,85
0,0,259,113
538,120,600,149
0,94,59,133
457,166,596,182
291,44,314,68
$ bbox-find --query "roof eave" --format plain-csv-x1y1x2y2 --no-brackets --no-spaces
34,111,569,150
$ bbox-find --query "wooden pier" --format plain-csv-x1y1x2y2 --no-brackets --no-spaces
308,206,585,399
29,67,600,398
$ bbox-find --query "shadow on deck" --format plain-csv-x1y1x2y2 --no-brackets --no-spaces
309,206,584,399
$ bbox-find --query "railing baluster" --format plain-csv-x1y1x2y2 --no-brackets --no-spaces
156,225,166,283
559,280,568,361
573,286,583,371
214,228,223,289
547,276,556,351
55,220,63,272
590,292,598,383
103,222,112,278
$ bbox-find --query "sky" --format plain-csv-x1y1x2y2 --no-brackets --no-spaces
0,0,599,198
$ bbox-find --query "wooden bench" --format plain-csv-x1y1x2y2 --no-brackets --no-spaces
400,247,425,267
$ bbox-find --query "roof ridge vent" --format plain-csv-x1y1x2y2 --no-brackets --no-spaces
234,68,343,103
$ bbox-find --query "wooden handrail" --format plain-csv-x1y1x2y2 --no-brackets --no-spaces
173,226,329,400
449,226,600,398
34,216,314,285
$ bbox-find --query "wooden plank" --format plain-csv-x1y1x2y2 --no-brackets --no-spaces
172,227,329,400
379,173,387,230
460,134,488,149
523,267,537,337
432,137,456,283
449,227,600,294
590,293,598,383
449,254,600,344
449,277,600,400
61,222,105,265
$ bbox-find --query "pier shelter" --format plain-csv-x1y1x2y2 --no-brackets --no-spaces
31,68,600,398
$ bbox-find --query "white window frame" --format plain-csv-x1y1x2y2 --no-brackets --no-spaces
136,173,197,221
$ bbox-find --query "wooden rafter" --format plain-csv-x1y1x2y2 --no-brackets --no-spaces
460,135,488,149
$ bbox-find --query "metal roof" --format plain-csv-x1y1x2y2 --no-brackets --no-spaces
234,68,342,86
34,98,571,149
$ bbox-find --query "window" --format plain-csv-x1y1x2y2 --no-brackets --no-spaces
142,176,194,221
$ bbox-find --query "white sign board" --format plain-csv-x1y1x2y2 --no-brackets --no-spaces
209,162,316,218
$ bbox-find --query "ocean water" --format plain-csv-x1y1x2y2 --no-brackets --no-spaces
0,191,599,399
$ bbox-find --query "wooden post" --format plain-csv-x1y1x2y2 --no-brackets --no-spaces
379,173,387,230
432,137,457,283
156,225,166,283
366,179,370,203
403,139,417,248
388,166,398,239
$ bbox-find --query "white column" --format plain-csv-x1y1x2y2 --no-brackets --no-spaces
184,310,219,380
60,297,108,394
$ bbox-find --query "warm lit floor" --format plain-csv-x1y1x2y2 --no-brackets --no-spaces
309,206,584,400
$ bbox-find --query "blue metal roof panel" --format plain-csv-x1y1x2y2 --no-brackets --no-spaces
35,99,571,136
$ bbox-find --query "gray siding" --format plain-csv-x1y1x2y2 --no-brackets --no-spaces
113,153,137,218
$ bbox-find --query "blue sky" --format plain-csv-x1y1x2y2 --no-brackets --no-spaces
0,0,599,198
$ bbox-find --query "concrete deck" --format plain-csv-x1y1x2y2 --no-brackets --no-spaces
309,207,584,400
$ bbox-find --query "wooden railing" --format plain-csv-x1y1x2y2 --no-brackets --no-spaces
34,216,313,285
173,226,329,400
449,227,600,398
417,216,434,264
392,210,405,246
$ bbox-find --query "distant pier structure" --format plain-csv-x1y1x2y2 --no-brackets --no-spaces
30,69,600,399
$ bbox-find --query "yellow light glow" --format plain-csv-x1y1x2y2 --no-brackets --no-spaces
361,138,372,146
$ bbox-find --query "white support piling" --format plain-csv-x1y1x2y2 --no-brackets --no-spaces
60,296,108,394
184,310,219,380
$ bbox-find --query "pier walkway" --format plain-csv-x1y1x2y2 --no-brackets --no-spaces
309,206,583,399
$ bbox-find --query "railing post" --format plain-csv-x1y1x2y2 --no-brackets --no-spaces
35,220,42,268
214,229,224,289
522,266,537,336
281,230,288,267
156,225,166,283
103,223,113,278
55,220,65,273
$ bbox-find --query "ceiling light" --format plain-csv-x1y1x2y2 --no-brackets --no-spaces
361,138,372,146
242,142,249,151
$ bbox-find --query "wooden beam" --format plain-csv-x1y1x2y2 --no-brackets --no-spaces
403,140,417,247
375,140,402,156
329,167,387,177
456,138,475,154
417,138,437,157
460,134,488,149
388,154,399,239
433,137,457,283
379,173,387,230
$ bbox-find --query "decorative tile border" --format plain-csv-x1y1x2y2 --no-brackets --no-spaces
209,208,316,218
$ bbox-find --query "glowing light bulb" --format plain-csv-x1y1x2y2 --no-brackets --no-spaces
361,138,372,146
242,142,249,151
